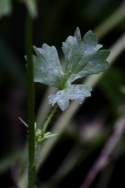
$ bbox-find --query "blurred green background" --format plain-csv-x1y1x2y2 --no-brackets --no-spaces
0,0,125,187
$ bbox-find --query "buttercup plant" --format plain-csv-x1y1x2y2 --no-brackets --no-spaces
24,26,111,188
1,1,125,188
33,27,109,111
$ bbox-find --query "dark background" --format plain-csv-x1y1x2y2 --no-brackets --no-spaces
0,0,125,187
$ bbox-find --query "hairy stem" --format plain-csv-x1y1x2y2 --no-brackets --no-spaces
25,12,35,188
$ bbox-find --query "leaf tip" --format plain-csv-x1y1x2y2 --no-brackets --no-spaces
74,27,81,41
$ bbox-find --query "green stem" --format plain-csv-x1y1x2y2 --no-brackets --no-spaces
42,105,57,137
36,87,56,128
25,12,35,188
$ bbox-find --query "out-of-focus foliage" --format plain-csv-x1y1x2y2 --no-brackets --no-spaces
0,0,37,17
22,0,37,17
100,67,125,115
0,0,12,17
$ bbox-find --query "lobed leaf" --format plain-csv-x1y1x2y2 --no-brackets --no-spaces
33,44,64,87
49,84,92,111
33,28,109,110
62,28,109,83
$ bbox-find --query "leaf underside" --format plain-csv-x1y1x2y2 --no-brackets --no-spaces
49,85,92,111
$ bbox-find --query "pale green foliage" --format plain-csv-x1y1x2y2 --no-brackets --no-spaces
33,28,109,111
0,0,12,17
33,44,63,87
0,0,37,17
62,28,109,84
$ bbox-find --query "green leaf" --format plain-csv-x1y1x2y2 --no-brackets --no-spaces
0,0,12,17
68,49,109,83
62,28,109,83
33,28,109,110
33,44,64,87
49,84,92,111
